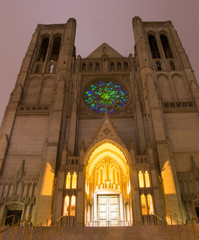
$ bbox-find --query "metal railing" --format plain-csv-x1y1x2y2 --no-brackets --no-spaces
85,220,133,227
0,213,198,240
151,212,198,240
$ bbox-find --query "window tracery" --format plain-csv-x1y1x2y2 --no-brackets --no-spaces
84,80,128,114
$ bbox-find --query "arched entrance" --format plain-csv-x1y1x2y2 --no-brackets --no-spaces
2,202,24,225
84,141,132,226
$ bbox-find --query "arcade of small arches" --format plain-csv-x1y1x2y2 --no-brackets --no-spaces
81,60,129,72
62,141,155,226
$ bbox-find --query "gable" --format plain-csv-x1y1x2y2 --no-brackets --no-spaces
91,113,125,148
87,43,123,58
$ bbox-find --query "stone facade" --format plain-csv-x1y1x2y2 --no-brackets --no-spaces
0,17,199,226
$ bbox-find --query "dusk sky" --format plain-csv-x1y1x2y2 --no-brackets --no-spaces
0,0,199,124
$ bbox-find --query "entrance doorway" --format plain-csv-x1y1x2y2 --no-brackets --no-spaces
5,210,22,225
97,195,120,226
3,202,24,226
85,141,132,226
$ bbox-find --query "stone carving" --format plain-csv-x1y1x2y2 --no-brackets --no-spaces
162,101,196,112
17,159,25,179
91,113,125,148
18,105,50,114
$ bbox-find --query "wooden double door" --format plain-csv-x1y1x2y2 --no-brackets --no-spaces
97,195,120,226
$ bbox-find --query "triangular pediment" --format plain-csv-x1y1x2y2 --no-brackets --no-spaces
87,43,123,58
91,113,125,147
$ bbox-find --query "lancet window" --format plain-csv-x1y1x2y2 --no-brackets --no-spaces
138,171,151,188
50,36,61,61
72,172,77,189
148,35,160,59
65,172,77,189
124,62,128,70
70,195,76,216
160,34,173,58
141,194,154,215
138,171,144,188
66,172,71,189
63,195,76,216
37,37,49,62
110,62,115,71
63,195,70,216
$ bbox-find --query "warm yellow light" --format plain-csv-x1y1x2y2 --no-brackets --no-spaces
147,194,154,214
138,171,144,188
41,162,54,196
127,180,131,194
63,195,70,216
87,142,128,176
72,172,77,189
85,180,89,195
86,141,130,197
161,161,176,194
113,168,115,184
66,172,71,189
70,195,76,216
145,171,150,188
141,194,147,215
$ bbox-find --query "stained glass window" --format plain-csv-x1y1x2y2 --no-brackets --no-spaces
84,81,128,113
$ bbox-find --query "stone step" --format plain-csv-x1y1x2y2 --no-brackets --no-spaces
0,225,198,240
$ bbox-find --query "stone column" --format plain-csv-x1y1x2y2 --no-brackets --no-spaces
76,166,84,226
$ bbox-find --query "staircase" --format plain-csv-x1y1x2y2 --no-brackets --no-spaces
0,225,198,240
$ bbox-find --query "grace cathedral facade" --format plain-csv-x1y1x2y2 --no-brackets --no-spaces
0,16,199,226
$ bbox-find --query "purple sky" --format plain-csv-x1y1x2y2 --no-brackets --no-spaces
0,0,199,124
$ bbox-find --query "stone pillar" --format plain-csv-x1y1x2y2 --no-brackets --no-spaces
129,144,142,225
76,167,84,226
147,146,165,219
131,166,142,225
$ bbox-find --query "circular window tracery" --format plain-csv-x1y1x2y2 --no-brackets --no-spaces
84,80,128,114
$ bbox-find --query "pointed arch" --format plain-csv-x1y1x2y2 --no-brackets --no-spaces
160,34,173,58
148,34,160,59
65,172,71,189
84,139,132,226
37,37,49,62
84,139,131,173
138,171,144,188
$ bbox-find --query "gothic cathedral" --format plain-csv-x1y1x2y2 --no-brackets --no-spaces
0,17,199,227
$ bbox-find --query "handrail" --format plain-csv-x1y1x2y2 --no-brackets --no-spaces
0,217,31,240
151,212,162,221
185,211,199,221
35,215,53,227
56,215,66,233
29,215,53,240
0,214,15,222
56,215,65,222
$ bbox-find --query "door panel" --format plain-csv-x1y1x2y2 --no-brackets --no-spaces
97,195,120,226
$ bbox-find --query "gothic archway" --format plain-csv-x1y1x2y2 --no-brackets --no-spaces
84,140,132,226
